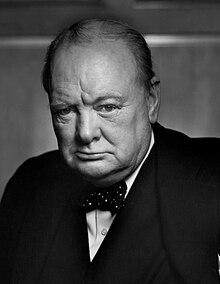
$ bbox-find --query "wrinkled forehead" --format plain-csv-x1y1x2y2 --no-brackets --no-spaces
51,39,139,86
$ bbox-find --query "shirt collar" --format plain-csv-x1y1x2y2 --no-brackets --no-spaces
125,131,155,196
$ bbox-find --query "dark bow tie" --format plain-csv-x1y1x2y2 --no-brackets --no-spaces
81,181,127,215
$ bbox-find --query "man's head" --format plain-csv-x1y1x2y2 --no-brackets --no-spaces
42,19,160,186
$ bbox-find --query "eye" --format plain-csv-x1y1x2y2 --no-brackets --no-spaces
98,104,117,113
57,108,72,116
51,107,73,119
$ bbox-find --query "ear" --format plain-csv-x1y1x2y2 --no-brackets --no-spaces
148,76,161,123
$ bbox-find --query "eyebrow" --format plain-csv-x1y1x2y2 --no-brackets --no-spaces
49,102,70,110
92,94,123,103
50,92,125,109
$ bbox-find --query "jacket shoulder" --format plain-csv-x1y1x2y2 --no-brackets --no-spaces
153,123,220,185
154,123,220,158
0,150,74,222
1,151,57,207
2,149,75,198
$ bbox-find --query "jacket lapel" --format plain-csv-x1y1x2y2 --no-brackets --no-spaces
154,124,219,283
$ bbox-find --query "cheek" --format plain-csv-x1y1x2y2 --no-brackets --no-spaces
115,114,150,150
53,123,75,146
111,125,137,155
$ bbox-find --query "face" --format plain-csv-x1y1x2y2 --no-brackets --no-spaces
50,40,160,186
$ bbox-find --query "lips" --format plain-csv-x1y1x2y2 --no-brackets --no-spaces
75,151,105,160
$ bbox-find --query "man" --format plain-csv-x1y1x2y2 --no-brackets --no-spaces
0,19,219,283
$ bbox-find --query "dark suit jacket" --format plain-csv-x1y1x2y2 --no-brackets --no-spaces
0,123,220,283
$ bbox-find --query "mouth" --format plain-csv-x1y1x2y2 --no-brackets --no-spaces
75,151,105,161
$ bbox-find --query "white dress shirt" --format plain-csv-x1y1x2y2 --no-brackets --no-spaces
86,132,155,261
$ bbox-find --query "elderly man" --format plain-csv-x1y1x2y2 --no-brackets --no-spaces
0,19,219,283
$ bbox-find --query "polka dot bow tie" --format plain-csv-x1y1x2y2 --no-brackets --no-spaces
81,181,127,215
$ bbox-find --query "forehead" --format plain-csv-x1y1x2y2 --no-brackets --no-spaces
51,39,138,86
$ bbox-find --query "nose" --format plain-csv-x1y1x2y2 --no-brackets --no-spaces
76,111,101,144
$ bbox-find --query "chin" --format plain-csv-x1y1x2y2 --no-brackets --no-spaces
77,164,111,179
78,164,129,187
